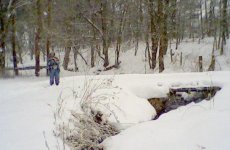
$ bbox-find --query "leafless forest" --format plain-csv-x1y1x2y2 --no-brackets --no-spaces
0,0,229,76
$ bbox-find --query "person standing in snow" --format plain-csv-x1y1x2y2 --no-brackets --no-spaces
48,51,60,86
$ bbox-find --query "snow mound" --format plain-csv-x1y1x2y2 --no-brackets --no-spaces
91,88,156,125
103,72,230,150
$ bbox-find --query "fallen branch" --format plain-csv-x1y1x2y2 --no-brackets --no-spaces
6,65,47,70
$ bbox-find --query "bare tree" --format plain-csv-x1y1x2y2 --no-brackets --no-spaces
34,0,42,76
101,0,109,67
46,0,52,75
158,0,165,73
63,46,71,70
0,0,6,75
148,0,158,70
11,9,18,75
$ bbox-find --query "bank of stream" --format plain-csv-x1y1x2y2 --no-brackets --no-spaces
148,86,221,119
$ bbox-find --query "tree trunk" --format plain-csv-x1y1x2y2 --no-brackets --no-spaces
149,0,158,70
101,0,109,67
0,0,5,75
170,0,177,39
63,47,71,70
90,14,96,68
158,0,166,73
134,37,139,56
29,39,34,60
16,37,23,64
222,0,228,40
35,0,42,76
91,37,95,68
73,47,79,72
220,0,228,55
145,13,152,69
204,0,208,36
134,1,141,56
209,35,216,72
115,35,121,66
11,13,18,75
0,0,17,76
115,5,126,67
162,0,169,55
207,0,214,36
46,0,52,75
200,0,204,39
198,56,203,72
218,0,222,49
146,39,151,69
176,9,181,50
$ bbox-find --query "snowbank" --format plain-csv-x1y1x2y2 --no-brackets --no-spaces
1,72,230,150
103,72,230,150
90,87,156,125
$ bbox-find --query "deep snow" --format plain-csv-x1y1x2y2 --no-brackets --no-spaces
1,72,230,150
103,72,230,150
1,38,230,150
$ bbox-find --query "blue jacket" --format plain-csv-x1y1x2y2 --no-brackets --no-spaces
48,57,60,72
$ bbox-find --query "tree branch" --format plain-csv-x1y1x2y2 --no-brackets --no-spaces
82,15,103,36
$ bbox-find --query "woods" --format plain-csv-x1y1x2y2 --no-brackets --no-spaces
0,0,229,76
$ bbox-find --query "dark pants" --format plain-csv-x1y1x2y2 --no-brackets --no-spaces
50,69,60,85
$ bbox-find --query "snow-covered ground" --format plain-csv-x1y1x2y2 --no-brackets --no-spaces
103,72,230,150
1,38,230,150
1,71,230,150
